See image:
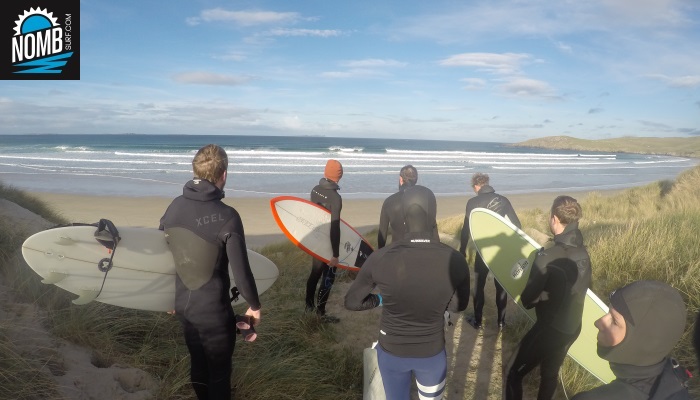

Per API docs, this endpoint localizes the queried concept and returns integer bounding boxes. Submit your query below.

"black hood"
[402,185,436,233]
[597,280,686,366]
[183,178,225,202]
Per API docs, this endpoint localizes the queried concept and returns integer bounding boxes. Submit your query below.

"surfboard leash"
[93,219,122,300]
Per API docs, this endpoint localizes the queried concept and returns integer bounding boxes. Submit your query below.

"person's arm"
[458,204,471,256]
[377,200,389,249]
[447,253,470,312]
[328,194,342,265]
[224,218,261,321]
[520,253,548,309]
[504,199,522,229]
[344,256,381,310]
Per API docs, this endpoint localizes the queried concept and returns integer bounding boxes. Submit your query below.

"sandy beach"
[30,189,621,249]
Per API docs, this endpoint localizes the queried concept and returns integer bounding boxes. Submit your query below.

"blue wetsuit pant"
[306,257,337,314]
[377,345,447,400]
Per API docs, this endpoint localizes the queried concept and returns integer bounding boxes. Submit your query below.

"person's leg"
[537,329,580,400]
[181,319,209,400]
[305,258,326,311]
[376,346,413,400]
[472,253,488,326]
[316,265,337,316]
[494,279,508,326]
[195,310,236,400]
[413,349,447,400]
[506,323,547,400]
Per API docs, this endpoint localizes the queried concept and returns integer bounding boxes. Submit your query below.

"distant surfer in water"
[344,185,470,400]
[160,144,262,400]
[306,159,343,323]
[506,195,591,400]
[459,172,521,329]
[377,164,417,248]
[572,281,690,400]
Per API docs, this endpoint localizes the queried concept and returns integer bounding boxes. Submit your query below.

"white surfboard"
[270,196,373,271]
[21,224,279,312]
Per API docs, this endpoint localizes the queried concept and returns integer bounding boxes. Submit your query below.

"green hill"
[516,135,700,157]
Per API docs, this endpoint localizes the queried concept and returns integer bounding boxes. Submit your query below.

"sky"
[1,0,699,142]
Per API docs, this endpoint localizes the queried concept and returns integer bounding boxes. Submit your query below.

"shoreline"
[30,188,625,249]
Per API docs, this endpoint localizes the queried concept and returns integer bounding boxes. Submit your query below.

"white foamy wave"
[329,146,364,153]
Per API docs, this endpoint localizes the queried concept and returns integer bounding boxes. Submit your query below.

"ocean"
[0,134,696,199]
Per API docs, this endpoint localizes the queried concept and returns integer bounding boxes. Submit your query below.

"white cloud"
[460,78,487,90]
[172,72,254,86]
[340,59,407,68]
[320,69,388,79]
[643,73,700,88]
[186,9,301,27]
[497,77,559,99]
[439,53,532,75]
[266,28,342,37]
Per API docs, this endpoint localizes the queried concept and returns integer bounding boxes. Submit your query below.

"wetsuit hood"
[183,178,225,201]
[597,280,686,366]
[477,185,495,195]
[402,185,436,233]
[553,221,584,247]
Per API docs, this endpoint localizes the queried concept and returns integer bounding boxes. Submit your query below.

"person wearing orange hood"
[305,159,344,323]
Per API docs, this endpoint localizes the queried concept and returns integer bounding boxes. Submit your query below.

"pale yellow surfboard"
[469,207,615,384]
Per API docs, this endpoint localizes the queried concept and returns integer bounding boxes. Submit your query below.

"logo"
[1,1,80,80]
[511,258,529,280]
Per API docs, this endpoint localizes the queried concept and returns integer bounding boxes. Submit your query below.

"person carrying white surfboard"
[160,144,262,400]
[572,281,691,400]
[305,159,343,323]
[459,172,521,329]
[377,164,417,248]
[505,195,591,400]
[344,185,471,400]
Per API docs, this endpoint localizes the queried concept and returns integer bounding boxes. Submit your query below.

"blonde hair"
[192,144,228,183]
[551,195,582,225]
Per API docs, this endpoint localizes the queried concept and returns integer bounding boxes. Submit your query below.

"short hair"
[400,165,418,186]
[471,173,489,187]
[551,195,582,225]
[192,144,228,183]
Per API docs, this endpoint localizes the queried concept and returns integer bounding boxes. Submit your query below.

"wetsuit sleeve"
[223,220,261,311]
[330,194,342,258]
[446,252,470,312]
[458,202,471,256]
[344,256,381,310]
[520,252,548,309]
[377,200,390,249]
[504,199,521,229]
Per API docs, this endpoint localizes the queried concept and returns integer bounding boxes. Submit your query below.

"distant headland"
[514,135,700,158]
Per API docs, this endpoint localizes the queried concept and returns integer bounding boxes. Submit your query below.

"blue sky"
[1,0,699,142]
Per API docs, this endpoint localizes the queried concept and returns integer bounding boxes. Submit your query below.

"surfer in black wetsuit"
[459,172,521,329]
[506,195,591,400]
[572,281,690,400]
[305,159,343,323]
[377,165,417,248]
[159,144,261,400]
[344,185,470,400]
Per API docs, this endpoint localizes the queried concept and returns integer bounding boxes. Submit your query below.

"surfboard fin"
[41,271,69,284]
[72,289,100,305]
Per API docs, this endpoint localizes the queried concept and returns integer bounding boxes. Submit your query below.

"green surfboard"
[469,207,615,384]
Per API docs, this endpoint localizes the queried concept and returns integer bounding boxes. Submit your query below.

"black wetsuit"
[306,178,342,315]
[459,185,521,325]
[506,222,591,400]
[377,186,407,248]
[695,312,700,365]
[160,178,261,400]
[344,231,470,357]
[572,359,691,400]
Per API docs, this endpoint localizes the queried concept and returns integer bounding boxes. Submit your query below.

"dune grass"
[2,166,700,399]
